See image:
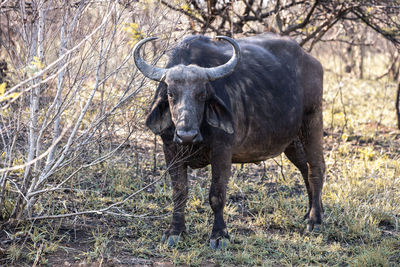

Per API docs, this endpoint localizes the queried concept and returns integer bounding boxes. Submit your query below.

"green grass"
[1,57,400,266]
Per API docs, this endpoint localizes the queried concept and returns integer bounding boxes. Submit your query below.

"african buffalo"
[133,33,325,249]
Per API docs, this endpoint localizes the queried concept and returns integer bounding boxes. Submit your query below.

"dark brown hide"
[137,33,325,248]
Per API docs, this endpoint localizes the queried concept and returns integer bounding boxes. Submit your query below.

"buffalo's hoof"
[306,222,322,233]
[209,238,229,250]
[161,234,181,247]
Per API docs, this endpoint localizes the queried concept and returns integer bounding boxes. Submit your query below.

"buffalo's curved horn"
[205,36,241,81]
[133,37,167,81]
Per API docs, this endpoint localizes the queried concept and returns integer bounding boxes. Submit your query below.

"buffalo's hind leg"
[162,143,188,247]
[284,138,312,220]
[302,109,325,231]
[285,113,325,231]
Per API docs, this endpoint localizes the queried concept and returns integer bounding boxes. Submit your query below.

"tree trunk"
[396,82,400,129]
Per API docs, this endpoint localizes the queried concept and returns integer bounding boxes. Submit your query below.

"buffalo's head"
[133,36,240,145]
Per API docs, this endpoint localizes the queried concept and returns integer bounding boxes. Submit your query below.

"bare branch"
[0,127,68,173]
[282,0,320,35]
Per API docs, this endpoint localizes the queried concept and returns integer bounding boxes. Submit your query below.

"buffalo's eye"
[197,91,207,101]
[167,91,176,99]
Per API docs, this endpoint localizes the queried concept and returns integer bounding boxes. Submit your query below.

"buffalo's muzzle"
[174,129,203,144]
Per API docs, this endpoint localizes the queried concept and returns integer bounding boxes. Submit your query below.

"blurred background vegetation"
[0,0,399,265]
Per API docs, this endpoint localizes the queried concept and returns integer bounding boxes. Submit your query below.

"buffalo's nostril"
[176,130,199,144]
[173,134,183,144]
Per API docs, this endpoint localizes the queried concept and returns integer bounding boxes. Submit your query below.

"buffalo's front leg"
[162,143,188,247]
[209,145,231,249]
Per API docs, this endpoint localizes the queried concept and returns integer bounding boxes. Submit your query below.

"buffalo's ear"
[145,87,172,135]
[206,93,234,134]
